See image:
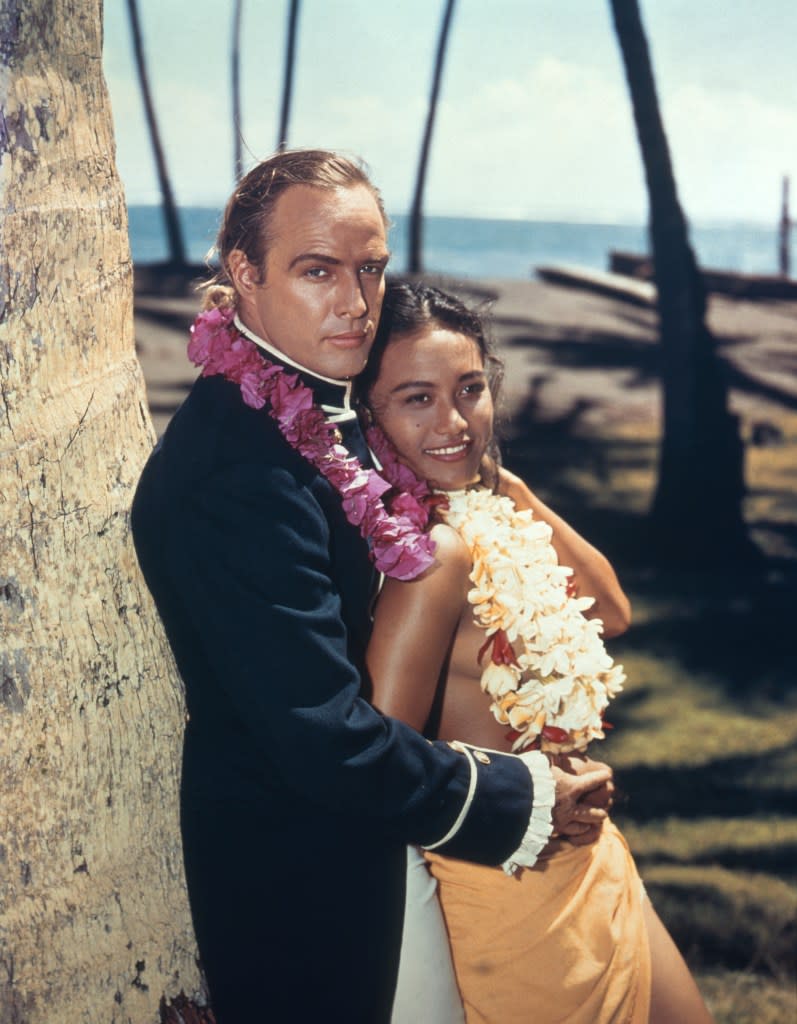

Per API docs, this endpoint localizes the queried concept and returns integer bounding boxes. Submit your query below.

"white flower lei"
[439,488,626,754]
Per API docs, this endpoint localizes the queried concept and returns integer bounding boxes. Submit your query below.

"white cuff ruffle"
[501,750,555,875]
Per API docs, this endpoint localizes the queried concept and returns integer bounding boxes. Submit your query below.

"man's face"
[232,184,389,380]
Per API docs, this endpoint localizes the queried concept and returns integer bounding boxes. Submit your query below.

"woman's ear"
[228,249,257,295]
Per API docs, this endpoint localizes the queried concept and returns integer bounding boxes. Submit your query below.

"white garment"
[391,846,466,1023]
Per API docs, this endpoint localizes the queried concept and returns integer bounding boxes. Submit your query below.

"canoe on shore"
[534,264,656,307]
[609,250,797,300]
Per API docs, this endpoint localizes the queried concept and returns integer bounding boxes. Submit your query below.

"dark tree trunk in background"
[126,0,186,266]
[232,0,244,181]
[277,0,301,151]
[779,175,791,278]
[609,0,755,566]
[408,0,457,274]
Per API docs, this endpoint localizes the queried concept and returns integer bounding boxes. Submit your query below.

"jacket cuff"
[500,750,555,874]
[421,742,478,851]
[419,740,535,865]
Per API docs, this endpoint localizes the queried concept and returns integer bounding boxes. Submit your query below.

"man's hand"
[548,754,614,848]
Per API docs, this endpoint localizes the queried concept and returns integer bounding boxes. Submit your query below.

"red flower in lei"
[187,306,436,581]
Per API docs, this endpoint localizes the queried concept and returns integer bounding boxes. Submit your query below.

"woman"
[359,282,714,1024]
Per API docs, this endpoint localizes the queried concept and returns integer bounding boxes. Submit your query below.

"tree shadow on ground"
[498,313,797,410]
[612,743,797,824]
[616,598,796,696]
[505,330,662,389]
[645,874,796,976]
[634,841,797,878]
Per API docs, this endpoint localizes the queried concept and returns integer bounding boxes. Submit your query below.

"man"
[131,150,611,1022]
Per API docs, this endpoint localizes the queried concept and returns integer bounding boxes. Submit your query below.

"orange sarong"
[425,822,651,1024]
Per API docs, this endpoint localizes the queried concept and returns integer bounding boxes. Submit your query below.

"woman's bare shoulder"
[428,520,473,578]
[496,466,533,509]
[374,520,471,647]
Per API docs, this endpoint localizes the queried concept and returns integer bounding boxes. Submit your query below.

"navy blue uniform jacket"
[131,368,534,1022]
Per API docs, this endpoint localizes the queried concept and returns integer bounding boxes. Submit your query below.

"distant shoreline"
[128,208,790,283]
[126,202,780,232]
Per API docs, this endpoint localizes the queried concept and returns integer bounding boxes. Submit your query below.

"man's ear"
[228,249,257,294]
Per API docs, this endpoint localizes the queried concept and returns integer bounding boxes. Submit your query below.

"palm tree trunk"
[779,176,791,278]
[609,0,754,565]
[0,1,203,1018]
[232,0,244,181]
[277,0,301,151]
[126,0,187,266]
[408,0,457,274]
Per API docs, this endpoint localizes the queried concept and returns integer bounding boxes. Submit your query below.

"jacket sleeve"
[151,457,536,865]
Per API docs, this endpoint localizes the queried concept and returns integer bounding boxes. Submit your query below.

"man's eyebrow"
[288,252,341,270]
[288,251,391,270]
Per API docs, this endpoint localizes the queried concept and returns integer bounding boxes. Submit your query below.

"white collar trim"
[233,314,354,413]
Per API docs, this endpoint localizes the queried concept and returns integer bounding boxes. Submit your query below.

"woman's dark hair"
[357,280,503,403]
[201,149,386,309]
[357,280,504,484]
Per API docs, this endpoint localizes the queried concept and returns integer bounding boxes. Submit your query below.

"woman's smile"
[423,439,473,460]
[367,326,494,491]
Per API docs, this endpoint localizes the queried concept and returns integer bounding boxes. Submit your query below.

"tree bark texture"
[0,3,202,1021]
[610,0,752,563]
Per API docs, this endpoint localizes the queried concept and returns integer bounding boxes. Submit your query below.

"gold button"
[448,740,468,754]
[473,750,491,765]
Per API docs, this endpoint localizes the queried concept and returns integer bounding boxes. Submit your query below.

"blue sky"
[102,0,797,225]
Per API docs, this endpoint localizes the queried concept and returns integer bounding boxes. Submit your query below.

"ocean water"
[127,205,789,281]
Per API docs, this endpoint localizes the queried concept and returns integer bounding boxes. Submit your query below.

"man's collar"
[234,314,355,420]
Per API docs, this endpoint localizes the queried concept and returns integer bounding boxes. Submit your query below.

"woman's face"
[368,326,494,491]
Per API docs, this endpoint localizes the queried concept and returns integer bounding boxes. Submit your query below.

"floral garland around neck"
[186,305,436,581]
[439,487,626,754]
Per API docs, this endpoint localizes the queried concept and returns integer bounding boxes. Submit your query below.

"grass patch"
[619,815,797,878]
[603,649,797,769]
[642,864,796,975]
[696,968,797,1024]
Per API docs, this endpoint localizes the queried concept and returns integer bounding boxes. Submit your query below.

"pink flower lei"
[187,305,436,581]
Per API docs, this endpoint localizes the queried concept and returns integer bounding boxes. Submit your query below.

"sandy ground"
[134,273,797,445]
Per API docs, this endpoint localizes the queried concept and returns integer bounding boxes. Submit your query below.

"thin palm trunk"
[609,0,753,564]
[408,0,457,274]
[277,0,301,151]
[779,176,791,277]
[232,0,244,181]
[126,0,187,265]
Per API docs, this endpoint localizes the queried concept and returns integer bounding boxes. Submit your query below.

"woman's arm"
[499,467,631,638]
[366,522,472,729]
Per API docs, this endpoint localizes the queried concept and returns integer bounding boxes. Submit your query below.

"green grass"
[696,969,796,1024]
